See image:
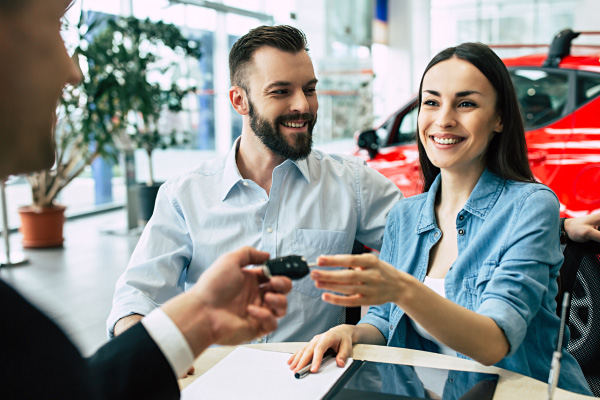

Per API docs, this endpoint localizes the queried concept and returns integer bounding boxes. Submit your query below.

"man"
[108,25,403,342]
[0,2,292,399]
[108,24,600,345]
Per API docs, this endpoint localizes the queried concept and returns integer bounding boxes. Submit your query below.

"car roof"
[502,52,600,73]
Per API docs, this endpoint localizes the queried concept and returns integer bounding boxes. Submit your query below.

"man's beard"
[248,99,316,161]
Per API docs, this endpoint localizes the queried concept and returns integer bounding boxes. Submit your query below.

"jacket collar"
[417,168,505,233]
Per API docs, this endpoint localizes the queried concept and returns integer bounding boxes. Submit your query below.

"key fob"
[262,255,310,280]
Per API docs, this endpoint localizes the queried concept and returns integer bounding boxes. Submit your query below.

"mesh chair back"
[557,239,600,397]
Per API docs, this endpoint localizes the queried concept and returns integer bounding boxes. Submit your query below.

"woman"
[288,42,591,395]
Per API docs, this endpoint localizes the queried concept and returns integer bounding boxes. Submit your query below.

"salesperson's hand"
[162,246,292,357]
[565,213,600,243]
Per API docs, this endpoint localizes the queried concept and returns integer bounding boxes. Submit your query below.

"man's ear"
[230,86,249,116]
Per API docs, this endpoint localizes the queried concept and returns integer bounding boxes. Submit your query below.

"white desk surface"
[178,342,594,399]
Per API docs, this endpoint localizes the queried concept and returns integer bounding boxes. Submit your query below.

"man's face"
[0,0,81,178]
[244,46,318,161]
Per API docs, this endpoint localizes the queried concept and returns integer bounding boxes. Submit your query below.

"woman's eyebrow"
[456,90,482,97]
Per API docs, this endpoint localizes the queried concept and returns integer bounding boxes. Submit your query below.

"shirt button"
[257,337,264,343]
[267,227,273,233]
[242,181,249,186]
[458,228,465,235]
[459,215,464,221]
[390,325,393,330]
[434,231,440,238]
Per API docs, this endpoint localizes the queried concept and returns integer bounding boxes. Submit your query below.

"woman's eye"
[458,100,476,107]
[423,100,438,106]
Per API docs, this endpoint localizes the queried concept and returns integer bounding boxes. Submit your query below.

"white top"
[410,276,457,357]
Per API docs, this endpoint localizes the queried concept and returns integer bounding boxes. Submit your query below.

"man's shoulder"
[309,148,367,167]
[162,154,228,189]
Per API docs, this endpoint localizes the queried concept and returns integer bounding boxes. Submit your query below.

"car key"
[261,255,315,280]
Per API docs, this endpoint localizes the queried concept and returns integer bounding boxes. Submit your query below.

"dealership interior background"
[1,0,599,358]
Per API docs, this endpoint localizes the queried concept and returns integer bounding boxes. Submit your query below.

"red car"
[355,29,600,217]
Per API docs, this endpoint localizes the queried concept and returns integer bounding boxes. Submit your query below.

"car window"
[388,103,418,146]
[510,69,569,129]
[576,72,600,107]
[376,116,394,144]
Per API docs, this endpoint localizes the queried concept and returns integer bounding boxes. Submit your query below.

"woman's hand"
[311,253,410,307]
[287,325,355,373]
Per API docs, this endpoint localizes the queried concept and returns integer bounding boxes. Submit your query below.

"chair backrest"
[343,240,367,325]
[557,239,600,397]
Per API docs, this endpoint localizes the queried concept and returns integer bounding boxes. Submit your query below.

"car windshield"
[509,68,569,129]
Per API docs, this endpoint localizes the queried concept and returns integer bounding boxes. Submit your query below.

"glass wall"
[430,0,578,57]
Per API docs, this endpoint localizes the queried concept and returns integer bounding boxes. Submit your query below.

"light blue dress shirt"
[360,169,592,395]
[108,140,402,343]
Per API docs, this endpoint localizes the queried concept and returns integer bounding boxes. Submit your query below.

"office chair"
[342,240,367,325]
[556,238,600,397]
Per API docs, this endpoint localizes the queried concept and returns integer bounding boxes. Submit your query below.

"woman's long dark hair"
[417,42,535,192]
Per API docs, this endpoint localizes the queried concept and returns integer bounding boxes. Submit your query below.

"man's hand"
[161,247,292,357]
[565,213,600,243]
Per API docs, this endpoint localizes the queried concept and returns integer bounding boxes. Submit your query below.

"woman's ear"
[230,86,249,115]
[494,114,503,134]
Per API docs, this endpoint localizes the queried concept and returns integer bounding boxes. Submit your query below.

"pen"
[294,348,337,379]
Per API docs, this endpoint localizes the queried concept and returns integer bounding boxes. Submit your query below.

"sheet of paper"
[181,347,353,400]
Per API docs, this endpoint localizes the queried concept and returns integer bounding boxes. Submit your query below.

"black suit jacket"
[0,279,180,399]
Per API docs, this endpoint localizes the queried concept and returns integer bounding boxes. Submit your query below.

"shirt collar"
[220,137,244,201]
[417,168,505,233]
[290,156,311,183]
[220,138,312,201]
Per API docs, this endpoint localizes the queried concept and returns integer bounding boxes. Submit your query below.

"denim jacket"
[360,169,592,395]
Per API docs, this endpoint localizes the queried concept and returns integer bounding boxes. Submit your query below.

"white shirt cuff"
[141,308,195,378]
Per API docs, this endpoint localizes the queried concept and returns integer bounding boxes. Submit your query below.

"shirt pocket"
[462,262,496,310]
[292,229,348,298]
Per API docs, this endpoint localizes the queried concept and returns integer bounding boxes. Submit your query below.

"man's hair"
[416,42,535,191]
[229,25,309,90]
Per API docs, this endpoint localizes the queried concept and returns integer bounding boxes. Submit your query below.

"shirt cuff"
[141,308,195,378]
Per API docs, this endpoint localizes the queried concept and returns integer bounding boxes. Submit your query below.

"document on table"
[181,347,353,400]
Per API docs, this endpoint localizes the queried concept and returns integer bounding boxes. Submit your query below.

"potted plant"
[18,12,201,247]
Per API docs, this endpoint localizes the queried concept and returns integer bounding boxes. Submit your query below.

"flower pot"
[18,205,66,248]
[137,183,163,226]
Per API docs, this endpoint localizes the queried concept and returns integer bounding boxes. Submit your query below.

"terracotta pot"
[18,205,66,248]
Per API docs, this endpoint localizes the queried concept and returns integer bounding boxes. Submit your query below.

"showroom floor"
[1,209,140,356]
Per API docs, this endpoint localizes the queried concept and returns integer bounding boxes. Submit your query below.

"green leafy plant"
[26,12,201,208]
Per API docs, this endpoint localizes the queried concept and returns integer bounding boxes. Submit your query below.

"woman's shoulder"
[502,180,559,208]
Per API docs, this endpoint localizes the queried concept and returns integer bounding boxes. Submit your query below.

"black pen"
[294,349,337,379]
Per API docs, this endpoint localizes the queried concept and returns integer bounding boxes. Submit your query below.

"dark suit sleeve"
[87,322,180,400]
[0,279,180,400]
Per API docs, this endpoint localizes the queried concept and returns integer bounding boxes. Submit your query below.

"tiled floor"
[1,209,140,356]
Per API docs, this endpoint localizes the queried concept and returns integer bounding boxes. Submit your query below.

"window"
[510,69,569,129]
[576,72,600,107]
[387,101,418,147]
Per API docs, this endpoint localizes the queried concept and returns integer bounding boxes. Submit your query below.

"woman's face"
[418,57,503,175]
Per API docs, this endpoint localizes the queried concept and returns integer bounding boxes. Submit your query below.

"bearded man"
[108,25,402,344]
